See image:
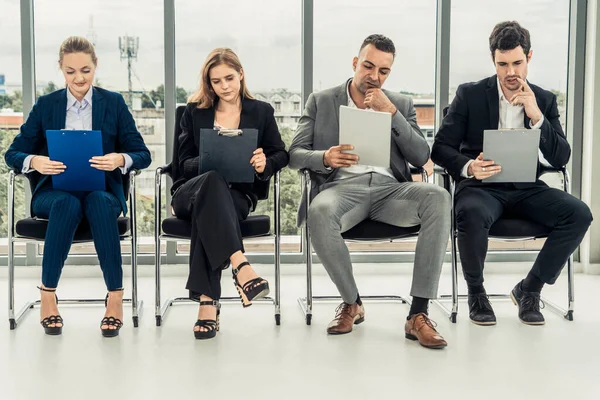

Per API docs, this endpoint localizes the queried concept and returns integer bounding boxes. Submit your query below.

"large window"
[1,1,581,262]
[450,0,570,252]
[175,0,302,253]
[0,0,26,255]
[33,0,164,255]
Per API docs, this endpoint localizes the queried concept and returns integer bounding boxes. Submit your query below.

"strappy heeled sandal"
[232,261,270,307]
[38,286,63,336]
[101,288,124,338]
[194,300,221,340]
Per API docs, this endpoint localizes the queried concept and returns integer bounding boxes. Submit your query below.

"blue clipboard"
[45,130,106,191]
[199,128,258,183]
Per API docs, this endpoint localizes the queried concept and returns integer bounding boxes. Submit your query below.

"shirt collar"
[66,86,93,110]
[346,79,357,108]
[496,78,506,101]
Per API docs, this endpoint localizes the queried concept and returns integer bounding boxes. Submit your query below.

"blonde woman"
[5,36,151,337]
[172,48,288,339]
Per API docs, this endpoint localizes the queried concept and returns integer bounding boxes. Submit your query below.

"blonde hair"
[59,36,98,66]
[188,48,254,108]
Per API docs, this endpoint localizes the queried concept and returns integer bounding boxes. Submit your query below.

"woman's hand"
[250,148,267,174]
[31,156,66,175]
[90,153,125,171]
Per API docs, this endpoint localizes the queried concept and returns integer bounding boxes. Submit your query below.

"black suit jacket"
[431,75,570,192]
[172,97,289,210]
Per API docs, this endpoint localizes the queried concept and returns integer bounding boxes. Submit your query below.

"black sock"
[408,296,429,319]
[468,285,486,295]
[522,272,544,293]
[355,294,362,306]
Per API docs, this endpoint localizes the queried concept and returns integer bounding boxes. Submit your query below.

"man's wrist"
[323,151,330,167]
[119,154,126,167]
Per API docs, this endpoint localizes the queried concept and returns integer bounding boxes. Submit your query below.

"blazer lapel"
[486,77,500,129]
[195,106,215,130]
[239,97,257,129]
[332,80,349,144]
[54,89,68,129]
[92,87,106,131]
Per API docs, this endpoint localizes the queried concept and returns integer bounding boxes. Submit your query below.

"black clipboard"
[199,128,258,183]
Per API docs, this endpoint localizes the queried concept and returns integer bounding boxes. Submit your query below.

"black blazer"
[173,97,289,210]
[431,75,570,191]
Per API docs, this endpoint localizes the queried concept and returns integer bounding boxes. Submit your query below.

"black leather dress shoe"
[510,281,545,325]
[468,293,497,325]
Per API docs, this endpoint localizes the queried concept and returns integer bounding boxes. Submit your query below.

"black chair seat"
[342,220,420,241]
[15,217,131,241]
[489,218,551,239]
[161,215,271,239]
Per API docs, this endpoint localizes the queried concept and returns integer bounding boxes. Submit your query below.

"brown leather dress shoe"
[404,313,447,349]
[326,302,365,335]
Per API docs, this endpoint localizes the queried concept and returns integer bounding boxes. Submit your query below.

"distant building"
[255,89,435,135]
[413,98,435,145]
[0,110,23,130]
[254,89,302,129]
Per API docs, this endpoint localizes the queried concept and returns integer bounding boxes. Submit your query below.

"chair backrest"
[166,105,187,181]
[442,105,449,118]
[171,104,271,201]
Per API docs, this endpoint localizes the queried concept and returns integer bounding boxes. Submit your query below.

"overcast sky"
[0,0,570,96]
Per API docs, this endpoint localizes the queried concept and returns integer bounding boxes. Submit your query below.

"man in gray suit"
[289,34,450,349]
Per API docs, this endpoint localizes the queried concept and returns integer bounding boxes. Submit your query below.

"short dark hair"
[359,34,396,58]
[489,21,531,59]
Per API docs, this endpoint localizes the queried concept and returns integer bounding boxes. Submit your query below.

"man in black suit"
[432,21,592,326]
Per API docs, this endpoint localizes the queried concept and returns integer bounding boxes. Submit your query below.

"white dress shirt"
[22,86,133,175]
[333,80,396,181]
[460,78,547,178]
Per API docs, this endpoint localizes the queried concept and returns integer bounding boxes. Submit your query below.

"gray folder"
[199,128,258,183]
[339,106,391,168]
[483,129,541,183]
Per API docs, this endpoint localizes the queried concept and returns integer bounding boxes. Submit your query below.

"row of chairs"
[5,105,574,329]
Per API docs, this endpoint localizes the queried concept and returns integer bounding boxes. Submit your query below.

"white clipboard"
[339,106,391,168]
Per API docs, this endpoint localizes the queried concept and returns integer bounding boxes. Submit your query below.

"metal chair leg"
[130,172,141,328]
[273,171,281,326]
[566,254,574,320]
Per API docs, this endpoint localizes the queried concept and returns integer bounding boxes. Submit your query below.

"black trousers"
[455,183,592,287]
[172,171,250,300]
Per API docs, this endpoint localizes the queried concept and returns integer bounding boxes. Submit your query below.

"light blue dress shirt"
[22,86,133,175]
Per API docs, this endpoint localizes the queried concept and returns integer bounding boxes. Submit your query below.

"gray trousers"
[307,173,451,303]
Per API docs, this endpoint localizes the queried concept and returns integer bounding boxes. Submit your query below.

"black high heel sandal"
[232,261,270,308]
[194,300,221,340]
[101,288,124,338]
[38,286,63,336]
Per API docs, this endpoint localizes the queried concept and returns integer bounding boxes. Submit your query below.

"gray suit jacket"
[289,80,430,225]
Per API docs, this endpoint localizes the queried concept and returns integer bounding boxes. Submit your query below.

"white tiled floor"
[1,263,599,400]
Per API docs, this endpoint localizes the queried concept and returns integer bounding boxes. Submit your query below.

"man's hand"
[324,144,358,168]
[250,148,267,174]
[90,153,126,171]
[510,78,543,125]
[364,89,397,114]
[467,152,502,180]
[31,156,66,175]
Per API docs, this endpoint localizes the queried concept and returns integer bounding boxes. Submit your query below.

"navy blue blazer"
[4,87,152,215]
